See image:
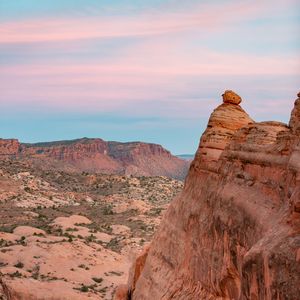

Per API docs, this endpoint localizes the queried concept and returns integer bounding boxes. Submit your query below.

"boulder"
[222,90,242,105]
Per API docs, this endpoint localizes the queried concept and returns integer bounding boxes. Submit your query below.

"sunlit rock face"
[222,90,242,105]
[193,92,253,171]
[0,138,189,180]
[120,91,300,300]
[0,139,20,157]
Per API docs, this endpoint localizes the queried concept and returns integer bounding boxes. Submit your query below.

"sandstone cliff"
[118,90,300,300]
[0,138,188,179]
[0,139,20,157]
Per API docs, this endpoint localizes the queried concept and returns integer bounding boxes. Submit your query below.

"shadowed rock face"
[121,91,300,300]
[0,138,189,180]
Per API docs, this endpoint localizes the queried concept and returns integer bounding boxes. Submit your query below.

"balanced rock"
[222,90,242,105]
[194,91,253,169]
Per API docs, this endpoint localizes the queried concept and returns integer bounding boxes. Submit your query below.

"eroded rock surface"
[0,139,189,180]
[123,91,300,300]
[195,95,253,169]
[0,139,20,158]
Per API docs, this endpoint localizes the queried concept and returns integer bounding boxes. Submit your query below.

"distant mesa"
[0,138,189,180]
[222,89,242,105]
[176,154,194,161]
[0,138,20,157]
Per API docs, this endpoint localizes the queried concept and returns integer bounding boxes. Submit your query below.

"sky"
[0,0,299,154]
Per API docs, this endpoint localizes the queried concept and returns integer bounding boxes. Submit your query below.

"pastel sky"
[0,0,299,154]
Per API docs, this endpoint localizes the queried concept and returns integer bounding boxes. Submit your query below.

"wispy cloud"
[0,0,295,44]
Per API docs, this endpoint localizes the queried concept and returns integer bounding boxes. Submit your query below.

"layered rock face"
[21,138,122,175]
[108,142,186,178]
[121,91,300,300]
[0,139,20,157]
[0,138,188,179]
[194,95,253,171]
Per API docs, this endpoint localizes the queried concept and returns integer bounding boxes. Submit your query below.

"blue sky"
[0,0,299,154]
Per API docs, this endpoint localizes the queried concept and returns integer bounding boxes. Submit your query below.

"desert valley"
[0,138,186,299]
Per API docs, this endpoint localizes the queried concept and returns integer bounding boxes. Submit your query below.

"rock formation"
[0,139,20,157]
[0,138,189,179]
[194,92,253,170]
[222,90,242,105]
[118,91,300,299]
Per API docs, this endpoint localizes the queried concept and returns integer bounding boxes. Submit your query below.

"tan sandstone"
[119,91,300,300]
[222,90,242,105]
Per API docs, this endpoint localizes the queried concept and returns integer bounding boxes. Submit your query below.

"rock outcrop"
[289,93,300,132]
[0,139,20,157]
[0,138,189,179]
[222,90,242,105]
[120,91,300,300]
[194,97,253,170]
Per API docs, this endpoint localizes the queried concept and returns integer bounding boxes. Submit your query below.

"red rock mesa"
[0,138,188,180]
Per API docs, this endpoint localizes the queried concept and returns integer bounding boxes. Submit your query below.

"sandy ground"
[0,159,183,299]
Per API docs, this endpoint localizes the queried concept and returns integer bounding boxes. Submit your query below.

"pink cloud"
[0,0,295,44]
[1,49,298,111]
[1,0,298,122]
[1,43,298,79]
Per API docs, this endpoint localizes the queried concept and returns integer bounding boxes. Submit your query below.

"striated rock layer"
[0,139,20,157]
[0,138,189,180]
[120,91,300,300]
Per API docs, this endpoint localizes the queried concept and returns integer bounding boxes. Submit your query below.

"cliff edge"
[0,139,189,180]
[116,90,300,300]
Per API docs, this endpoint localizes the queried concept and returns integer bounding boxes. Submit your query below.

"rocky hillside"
[0,138,189,180]
[117,90,300,300]
[0,139,20,157]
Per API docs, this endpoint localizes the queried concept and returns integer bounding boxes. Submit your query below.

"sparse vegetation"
[92,277,103,283]
[9,270,22,278]
[24,186,31,193]
[102,204,114,215]
[0,159,183,299]
[14,261,24,269]
[79,285,89,292]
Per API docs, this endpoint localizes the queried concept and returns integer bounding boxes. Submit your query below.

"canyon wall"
[0,138,188,179]
[119,91,300,300]
[0,139,20,157]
